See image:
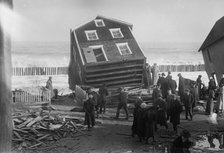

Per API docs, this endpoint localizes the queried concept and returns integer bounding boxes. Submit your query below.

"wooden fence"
[12,67,68,76]
[12,64,205,76]
[158,64,205,72]
[12,90,51,103]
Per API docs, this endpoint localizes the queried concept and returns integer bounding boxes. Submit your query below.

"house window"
[116,43,132,55]
[83,45,108,63]
[94,19,105,27]
[85,30,99,41]
[109,28,124,38]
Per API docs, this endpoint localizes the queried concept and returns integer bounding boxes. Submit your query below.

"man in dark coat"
[115,87,129,120]
[145,63,152,87]
[206,88,215,115]
[132,97,143,137]
[170,94,183,132]
[157,73,165,86]
[208,77,216,91]
[87,88,100,118]
[219,74,224,87]
[183,89,194,120]
[144,106,156,144]
[166,89,173,121]
[171,130,193,153]
[178,73,185,102]
[83,93,95,130]
[99,83,109,114]
[168,75,177,94]
[159,73,169,99]
[196,75,204,100]
[137,103,146,142]
[152,83,162,105]
[154,93,168,130]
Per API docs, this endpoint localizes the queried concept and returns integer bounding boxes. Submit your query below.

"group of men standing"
[154,72,195,121]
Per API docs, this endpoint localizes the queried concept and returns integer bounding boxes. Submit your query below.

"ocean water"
[11,41,207,90]
[11,41,204,67]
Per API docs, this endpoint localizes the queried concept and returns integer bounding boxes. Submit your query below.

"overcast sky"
[13,0,224,43]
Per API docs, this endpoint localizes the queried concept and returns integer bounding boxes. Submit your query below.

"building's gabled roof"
[199,16,224,51]
[72,15,133,31]
[96,15,133,29]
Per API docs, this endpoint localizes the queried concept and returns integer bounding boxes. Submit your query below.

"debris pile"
[12,110,85,150]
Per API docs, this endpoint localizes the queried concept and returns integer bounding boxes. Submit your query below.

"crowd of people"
[80,68,224,152]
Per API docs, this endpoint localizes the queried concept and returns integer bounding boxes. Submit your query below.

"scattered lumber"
[12,110,86,150]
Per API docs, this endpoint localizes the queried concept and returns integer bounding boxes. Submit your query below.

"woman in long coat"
[144,106,156,144]
[170,95,183,132]
[132,97,143,137]
[154,93,168,130]
[137,103,146,142]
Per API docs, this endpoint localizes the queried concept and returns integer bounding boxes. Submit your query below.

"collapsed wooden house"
[198,16,224,83]
[68,15,146,89]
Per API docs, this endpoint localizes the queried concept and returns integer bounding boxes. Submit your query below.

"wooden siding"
[83,59,145,88]
[202,38,224,82]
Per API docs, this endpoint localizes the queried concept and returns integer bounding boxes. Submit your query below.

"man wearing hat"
[115,87,129,120]
[178,73,185,102]
[196,75,203,100]
[158,73,167,99]
[154,92,168,130]
[183,89,194,120]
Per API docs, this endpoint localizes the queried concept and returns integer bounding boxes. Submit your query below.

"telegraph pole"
[0,0,13,152]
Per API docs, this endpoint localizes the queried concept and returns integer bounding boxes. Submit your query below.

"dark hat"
[161,73,165,76]
[199,75,202,77]
[185,88,190,92]
[181,130,191,138]
[177,73,181,76]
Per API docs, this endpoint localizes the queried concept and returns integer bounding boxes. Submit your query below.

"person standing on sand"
[216,74,224,115]
[170,94,183,132]
[178,73,185,102]
[206,77,216,115]
[145,63,152,87]
[196,75,204,100]
[132,97,143,137]
[83,93,95,130]
[219,74,224,87]
[154,93,168,131]
[46,76,54,98]
[152,83,162,105]
[168,75,177,95]
[152,63,159,85]
[99,83,109,114]
[183,89,194,121]
[115,87,129,120]
[216,84,224,115]
[166,89,173,121]
[144,106,156,144]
